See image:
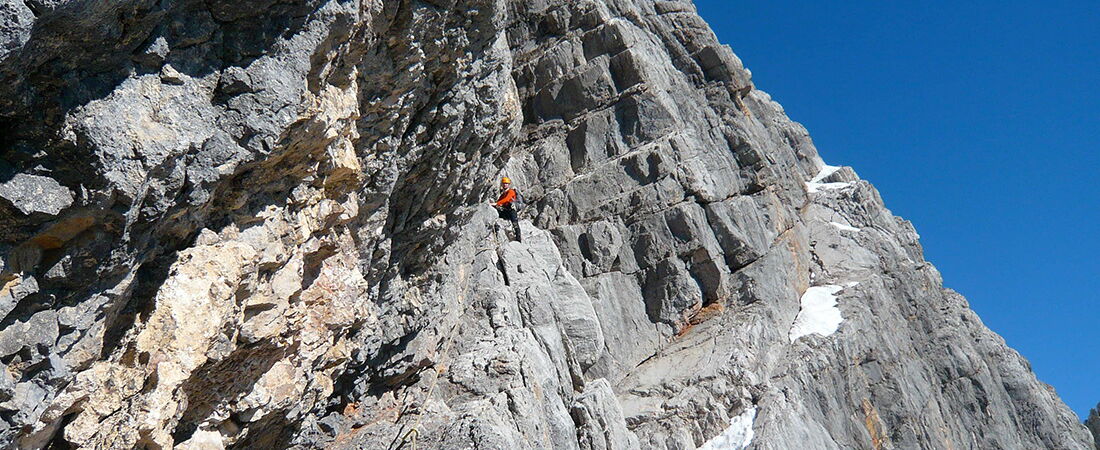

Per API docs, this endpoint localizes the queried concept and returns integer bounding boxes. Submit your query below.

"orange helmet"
[501,177,511,184]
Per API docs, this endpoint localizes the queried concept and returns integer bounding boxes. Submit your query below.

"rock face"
[1088,405,1100,450]
[0,0,1092,449]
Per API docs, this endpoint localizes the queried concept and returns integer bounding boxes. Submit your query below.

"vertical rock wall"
[1088,405,1100,450]
[0,0,1092,449]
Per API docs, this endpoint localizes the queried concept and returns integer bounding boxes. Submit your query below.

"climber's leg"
[502,206,520,242]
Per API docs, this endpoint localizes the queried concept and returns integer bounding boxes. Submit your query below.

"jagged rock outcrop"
[1088,405,1100,450]
[0,0,1093,449]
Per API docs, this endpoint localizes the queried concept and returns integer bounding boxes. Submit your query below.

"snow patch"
[810,164,841,183]
[806,181,851,194]
[829,221,860,232]
[699,406,757,450]
[789,285,845,343]
[844,281,860,288]
[806,164,852,193]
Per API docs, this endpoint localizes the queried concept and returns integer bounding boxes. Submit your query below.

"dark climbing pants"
[497,205,521,242]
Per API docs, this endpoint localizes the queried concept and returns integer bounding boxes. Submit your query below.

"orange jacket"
[494,188,517,207]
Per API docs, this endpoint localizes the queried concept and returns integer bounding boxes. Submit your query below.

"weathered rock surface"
[0,0,1092,449]
[1088,404,1100,450]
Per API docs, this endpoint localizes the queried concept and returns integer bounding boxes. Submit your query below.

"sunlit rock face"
[1088,405,1100,450]
[0,1,1093,449]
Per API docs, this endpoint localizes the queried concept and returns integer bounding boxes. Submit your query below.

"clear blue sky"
[694,1,1099,419]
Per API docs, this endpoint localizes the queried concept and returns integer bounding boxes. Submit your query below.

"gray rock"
[502,221,605,373]
[0,174,73,216]
[0,380,48,425]
[0,0,34,63]
[0,274,37,320]
[1088,405,1100,450]
[158,63,186,85]
[132,35,170,68]
[0,0,1090,448]
[0,308,57,357]
[572,379,640,450]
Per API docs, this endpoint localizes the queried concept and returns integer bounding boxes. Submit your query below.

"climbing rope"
[390,256,476,449]
[400,427,419,450]
[393,322,459,449]
[391,211,510,449]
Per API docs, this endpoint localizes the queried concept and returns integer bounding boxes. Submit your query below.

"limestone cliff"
[1088,405,1100,450]
[0,0,1092,449]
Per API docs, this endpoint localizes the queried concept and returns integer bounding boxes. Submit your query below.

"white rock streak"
[789,285,845,343]
[829,221,861,232]
[699,406,757,450]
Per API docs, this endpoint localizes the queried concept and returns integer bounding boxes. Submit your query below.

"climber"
[490,177,522,242]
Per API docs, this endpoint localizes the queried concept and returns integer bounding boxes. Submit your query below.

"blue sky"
[693,1,1099,419]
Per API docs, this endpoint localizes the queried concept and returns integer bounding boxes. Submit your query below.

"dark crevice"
[100,251,178,359]
[362,331,431,397]
[577,232,595,262]
[22,1,41,18]
[324,320,374,413]
[172,340,293,446]
[633,348,660,370]
[43,412,78,450]
[242,302,277,321]
[496,248,511,286]
[302,240,337,289]
[228,410,302,450]
[169,421,198,446]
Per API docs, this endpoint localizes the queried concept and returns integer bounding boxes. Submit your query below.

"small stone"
[217,67,252,95]
[0,275,37,320]
[159,64,186,85]
[194,228,221,246]
[133,36,170,68]
[43,256,70,282]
